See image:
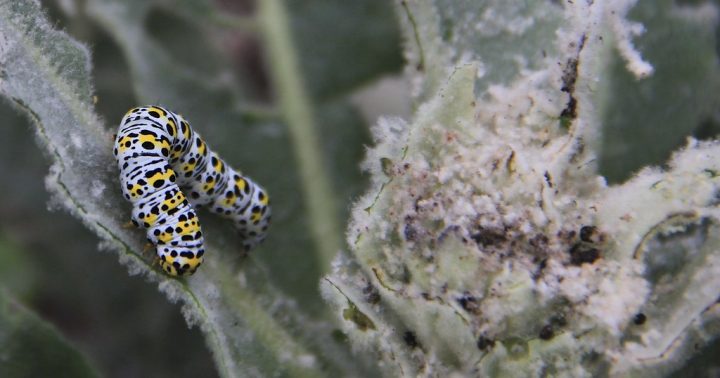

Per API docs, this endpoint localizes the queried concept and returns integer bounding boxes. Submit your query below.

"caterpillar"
[113,105,271,276]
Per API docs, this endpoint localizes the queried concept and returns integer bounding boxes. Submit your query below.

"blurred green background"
[1,0,719,376]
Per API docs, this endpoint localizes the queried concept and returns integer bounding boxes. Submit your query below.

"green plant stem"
[257,0,342,271]
[190,262,321,378]
[237,102,282,122]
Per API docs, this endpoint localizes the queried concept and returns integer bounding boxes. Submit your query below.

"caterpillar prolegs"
[113,106,271,276]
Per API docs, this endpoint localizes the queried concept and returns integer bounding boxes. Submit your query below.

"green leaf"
[327,0,720,375]
[0,235,35,301]
[396,0,564,103]
[0,289,100,378]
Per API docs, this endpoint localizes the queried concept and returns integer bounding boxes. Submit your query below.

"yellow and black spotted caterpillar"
[113,106,271,276]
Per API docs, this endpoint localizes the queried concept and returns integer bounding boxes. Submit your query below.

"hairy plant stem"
[197,261,320,378]
[257,0,342,271]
